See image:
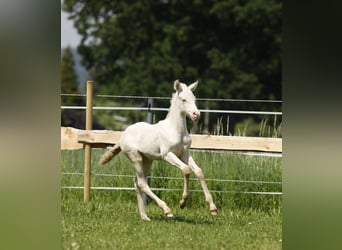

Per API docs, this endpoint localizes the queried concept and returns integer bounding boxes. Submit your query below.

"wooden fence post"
[84,80,93,203]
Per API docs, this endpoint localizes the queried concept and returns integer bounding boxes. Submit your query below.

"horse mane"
[166,92,178,118]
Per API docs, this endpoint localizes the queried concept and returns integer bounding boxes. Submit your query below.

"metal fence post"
[147,98,154,123]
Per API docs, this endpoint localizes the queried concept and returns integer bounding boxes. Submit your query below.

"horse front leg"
[179,173,190,209]
[164,152,192,208]
[135,173,173,218]
[188,156,217,215]
[128,151,173,220]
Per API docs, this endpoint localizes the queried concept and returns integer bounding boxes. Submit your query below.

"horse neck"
[165,99,188,134]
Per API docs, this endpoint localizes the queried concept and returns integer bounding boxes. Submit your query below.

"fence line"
[61,172,281,185]
[61,186,282,195]
[61,172,282,196]
[61,92,282,115]
[61,105,282,116]
[61,93,282,103]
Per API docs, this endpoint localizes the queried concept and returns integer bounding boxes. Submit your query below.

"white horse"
[100,79,217,221]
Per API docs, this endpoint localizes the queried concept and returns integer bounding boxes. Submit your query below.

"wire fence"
[61,93,283,103]
[61,172,282,195]
[61,186,282,195]
[61,93,282,115]
[61,105,282,116]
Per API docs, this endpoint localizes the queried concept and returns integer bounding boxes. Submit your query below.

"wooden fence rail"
[61,127,282,152]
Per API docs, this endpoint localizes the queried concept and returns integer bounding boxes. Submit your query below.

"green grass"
[62,149,282,249]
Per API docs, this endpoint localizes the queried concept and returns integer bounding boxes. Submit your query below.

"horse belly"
[138,139,162,160]
[169,143,186,157]
[170,138,191,157]
[120,123,162,159]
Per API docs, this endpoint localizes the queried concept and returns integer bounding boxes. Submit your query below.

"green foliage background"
[62,0,282,134]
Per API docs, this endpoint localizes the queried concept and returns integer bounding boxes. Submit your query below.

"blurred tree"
[61,46,84,128]
[62,0,282,134]
[61,46,82,106]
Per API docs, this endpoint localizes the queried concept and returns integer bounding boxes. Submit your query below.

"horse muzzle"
[190,111,200,122]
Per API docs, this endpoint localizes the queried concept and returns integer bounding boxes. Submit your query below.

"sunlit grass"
[62,149,281,249]
[62,190,282,250]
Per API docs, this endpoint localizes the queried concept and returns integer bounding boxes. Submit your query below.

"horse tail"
[99,144,121,165]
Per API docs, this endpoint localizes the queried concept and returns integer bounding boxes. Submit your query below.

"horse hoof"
[210,209,218,215]
[165,211,174,218]
[179,201,186,209]
[141,215,151,221]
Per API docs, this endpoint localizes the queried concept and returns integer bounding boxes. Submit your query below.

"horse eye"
[182,99,186,102]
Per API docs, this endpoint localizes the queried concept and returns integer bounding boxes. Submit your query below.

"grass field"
[62,149,282,249]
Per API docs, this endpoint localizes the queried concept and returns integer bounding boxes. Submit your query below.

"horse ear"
[174,79,182,92]
[189,80,198,91]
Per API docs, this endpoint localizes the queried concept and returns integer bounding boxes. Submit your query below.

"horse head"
[173,79,200,122]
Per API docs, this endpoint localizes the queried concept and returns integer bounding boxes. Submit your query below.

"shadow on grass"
[149,214,218,225]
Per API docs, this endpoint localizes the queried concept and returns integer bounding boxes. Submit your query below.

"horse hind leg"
[134,176,150,221]
[134,157,152,221]
[128,151,173,219]
[135,173,173,218]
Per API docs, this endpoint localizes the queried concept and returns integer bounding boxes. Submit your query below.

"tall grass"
[211,115,282,137]
[61,149,281,212]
